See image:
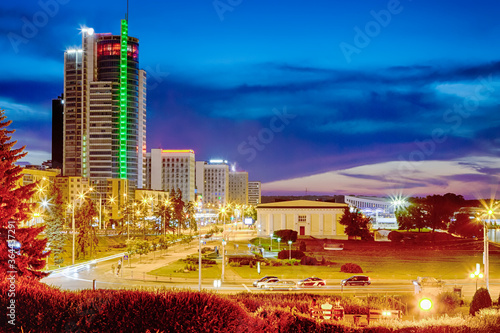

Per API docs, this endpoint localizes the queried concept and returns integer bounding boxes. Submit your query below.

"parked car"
[297,277,326,287]
[341,275,371,286]
[262,280,297,291]
[253,276,278,288]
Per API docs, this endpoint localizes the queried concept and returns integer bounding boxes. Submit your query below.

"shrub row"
[2,279,500,332]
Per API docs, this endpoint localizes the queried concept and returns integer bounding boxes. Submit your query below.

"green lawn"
[148,259,222,279]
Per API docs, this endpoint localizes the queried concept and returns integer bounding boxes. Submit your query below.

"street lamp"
[277,237,281,251]
[269,233,273,251]
[470,268,483,291]
[288,240,292,260]
[484,208,495,291]
[222,239,226,283]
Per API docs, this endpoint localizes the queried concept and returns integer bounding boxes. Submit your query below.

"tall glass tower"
[62,21,146,195]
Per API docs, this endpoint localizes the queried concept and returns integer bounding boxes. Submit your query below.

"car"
[297,277,326,287]
[341,275,371,286]
[257,278,279,288]
[253,275,278,288]
[262,280,297,291]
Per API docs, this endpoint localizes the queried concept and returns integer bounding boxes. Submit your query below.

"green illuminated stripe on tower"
[119,19,128,179]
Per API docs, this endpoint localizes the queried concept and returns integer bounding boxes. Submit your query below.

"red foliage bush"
[340,263,363,273]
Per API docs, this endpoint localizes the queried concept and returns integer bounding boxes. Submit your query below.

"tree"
[396,203,428,231]
[244,205,257,221]
[75,198,98,259]
[170,188,185,235]
[155,200,174,235]
[44,183,66,266]
[184,201,197,232]
[0,110,48,279]
[448,213,482,238]
[126,238,150,263]
[339,208,373,240]
[422,193,465,232]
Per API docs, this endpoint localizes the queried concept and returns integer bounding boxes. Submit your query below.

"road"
[42,255,496,300]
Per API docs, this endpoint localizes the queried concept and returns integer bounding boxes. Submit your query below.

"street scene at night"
[1,0,500,332]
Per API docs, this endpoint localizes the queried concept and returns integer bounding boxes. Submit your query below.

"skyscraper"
[62,20,146,196]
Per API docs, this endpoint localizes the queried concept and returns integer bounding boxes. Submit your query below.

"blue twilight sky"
[1,0,500,199]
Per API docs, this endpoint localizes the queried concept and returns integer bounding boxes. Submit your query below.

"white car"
[257,278,279,288]
[262,280,297,291]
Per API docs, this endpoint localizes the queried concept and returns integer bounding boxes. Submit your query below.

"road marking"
[243,284,252,292]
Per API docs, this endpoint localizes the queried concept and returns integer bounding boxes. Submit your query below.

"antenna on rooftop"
[126,0,129,21]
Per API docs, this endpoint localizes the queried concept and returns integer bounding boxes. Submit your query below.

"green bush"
[277,250,305,260]
[273,229,298,243]
[300,256,318,266]
[470,287,492,316]
[436,291,461,314]
[340,263,363,273]
[388,231,404,242]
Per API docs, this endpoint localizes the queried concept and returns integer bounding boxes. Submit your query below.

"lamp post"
[470,269,483,291]
[277,237,281,251]
[269,233,273,251]
[288,240,292,260]
[222,239,226,283]
[485,209,494,291]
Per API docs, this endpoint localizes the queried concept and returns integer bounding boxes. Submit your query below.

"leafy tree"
[422,193,465,231]
[244,205,257,221]
[0,110,48,279]
[44,183,66,265]
[170,188,185,235]
[396,203,428,231]
[126,238,150,263]
[339,208,373,240]
[448,213,482,238]
[75,198,98,259]
[184,201,197,232]
[155,199,174,235]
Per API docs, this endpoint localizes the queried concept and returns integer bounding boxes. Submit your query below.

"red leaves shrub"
[0,278,255,332]
[340,263,363,273]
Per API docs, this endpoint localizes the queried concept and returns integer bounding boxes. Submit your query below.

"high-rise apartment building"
[196,160,229,206]
[248,181,262,205]
[62,20,146,198]
[145,149,195,202]
[228,171,248,205]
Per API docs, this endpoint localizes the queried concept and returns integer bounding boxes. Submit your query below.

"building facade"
[61,21,146,198]
[248,181,261,205]
[145,149,195,202]
[228,171,248,205]
[256,200,348,237]
[343,195,404,229]
[196,160,229,206]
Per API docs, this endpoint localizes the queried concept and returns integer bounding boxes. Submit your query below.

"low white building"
[256,200,348,237]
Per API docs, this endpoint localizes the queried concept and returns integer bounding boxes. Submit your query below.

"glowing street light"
[288,240,292,260]
[269,233,273,251]
[419,298,433,311]
[470,265,483,291]
[277,237,281,251]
